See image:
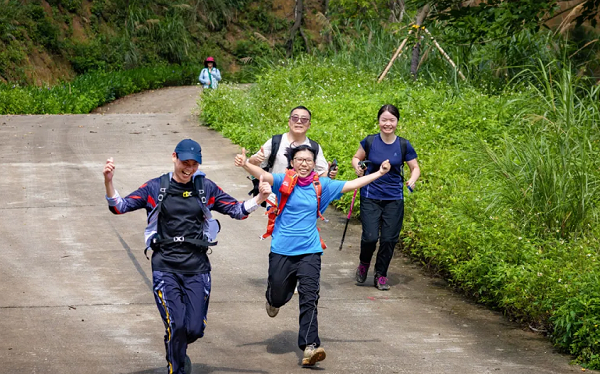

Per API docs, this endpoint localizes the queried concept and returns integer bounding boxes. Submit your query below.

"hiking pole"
[339,189,358,251]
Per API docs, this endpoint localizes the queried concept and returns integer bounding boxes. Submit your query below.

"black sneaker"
[184,354,192,374]
[266,300,279,318]
[355,262,369,283]
[374,274,390,291]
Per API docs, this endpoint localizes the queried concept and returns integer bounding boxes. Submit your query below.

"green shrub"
[0,64,201,115]
[32,17,61,53]
[68,39,110,73]
[552,277,600,369]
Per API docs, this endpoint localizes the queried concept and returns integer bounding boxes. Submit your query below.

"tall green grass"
[469,63,600,367]
[199,56,600,369]
[477,62,600,239]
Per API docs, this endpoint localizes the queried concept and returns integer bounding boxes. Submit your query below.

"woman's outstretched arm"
[341,159,390,193]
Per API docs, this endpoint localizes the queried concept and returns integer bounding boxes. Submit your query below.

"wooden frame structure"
[378,26,466,82]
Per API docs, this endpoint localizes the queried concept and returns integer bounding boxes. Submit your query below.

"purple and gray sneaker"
[374,274,390,291]
[355,262,369,283]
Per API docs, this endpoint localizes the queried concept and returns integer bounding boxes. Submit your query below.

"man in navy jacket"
[104,139,270,374]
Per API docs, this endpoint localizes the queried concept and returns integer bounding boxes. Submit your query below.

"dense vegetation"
[0,0,287,85]
[199,52,600,369]
[0,0,295,114]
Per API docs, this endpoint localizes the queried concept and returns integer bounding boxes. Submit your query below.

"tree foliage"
[330,0,395,21]
[408,0,600,43]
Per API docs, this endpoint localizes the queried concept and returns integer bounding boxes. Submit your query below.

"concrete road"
[0,86,585,373]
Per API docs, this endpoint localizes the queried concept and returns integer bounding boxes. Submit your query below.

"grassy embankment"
[0,64,200,114]
[199,57,600,369]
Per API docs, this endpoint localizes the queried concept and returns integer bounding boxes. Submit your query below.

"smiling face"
[207,62,214,69]
[291,149,315,178]
[288,108,311,137]
[378,110,398,135]
[172,153,199,183]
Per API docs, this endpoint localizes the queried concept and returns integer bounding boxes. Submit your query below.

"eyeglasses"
[290,115,310,124]
[293,157,314,165]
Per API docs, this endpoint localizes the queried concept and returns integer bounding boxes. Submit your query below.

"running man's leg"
[296,253,321,350]
[181,272,211,344]
[266,252,298,308]
[153,271,189,374]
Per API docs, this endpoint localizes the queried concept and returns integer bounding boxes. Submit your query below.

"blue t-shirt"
[270,174,345,256]
[360,134,417,200]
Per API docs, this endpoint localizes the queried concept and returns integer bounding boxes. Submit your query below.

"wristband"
[244,197,260,213]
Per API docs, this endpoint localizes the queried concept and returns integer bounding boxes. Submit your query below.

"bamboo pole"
[424,28,466,81]
[416,45,432,73]
[377,29,413,83]
[569,39,598,59]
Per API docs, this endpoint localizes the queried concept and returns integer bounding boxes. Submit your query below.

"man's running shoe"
[355,262,369,283]
[265,301,279,318]
[302,343,326,366]
[374,274,390,291]
[184,354,192,374]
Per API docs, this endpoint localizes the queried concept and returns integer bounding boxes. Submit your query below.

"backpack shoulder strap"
[399,137,408,162]
[151,173,171,240]
[193,174,206,204]
[261,169,297,240]
[157,173,170,210]
[277,169,298,214]
[265,134,283,171]
[308,138,320,157]
[363,134,376,160]
[398,137,408,181]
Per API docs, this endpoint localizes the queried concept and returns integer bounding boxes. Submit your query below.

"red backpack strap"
[262,170,297,240]
[277,170,298,215]
[317,227,327,250]
[262,210,277,239]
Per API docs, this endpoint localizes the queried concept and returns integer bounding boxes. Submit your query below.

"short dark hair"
[290,105,311,119]
[284,144,317,169]
[377,104,400,121]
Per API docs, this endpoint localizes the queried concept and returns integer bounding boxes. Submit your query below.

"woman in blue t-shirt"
[351,104,421,291]
[235,144,390,367]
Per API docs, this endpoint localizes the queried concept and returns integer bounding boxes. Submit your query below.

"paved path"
[0,86,586,373]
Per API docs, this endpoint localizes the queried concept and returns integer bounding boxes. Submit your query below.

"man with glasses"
[248,106,336,177]
[248,106,337,295]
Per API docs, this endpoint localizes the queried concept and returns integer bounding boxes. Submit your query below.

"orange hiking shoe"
[302,344,326,366]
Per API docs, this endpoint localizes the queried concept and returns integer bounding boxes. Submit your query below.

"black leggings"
[266,252,321,350]
[359,196,404,277]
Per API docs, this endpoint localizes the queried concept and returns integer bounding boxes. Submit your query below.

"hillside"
[0,0,330,85]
